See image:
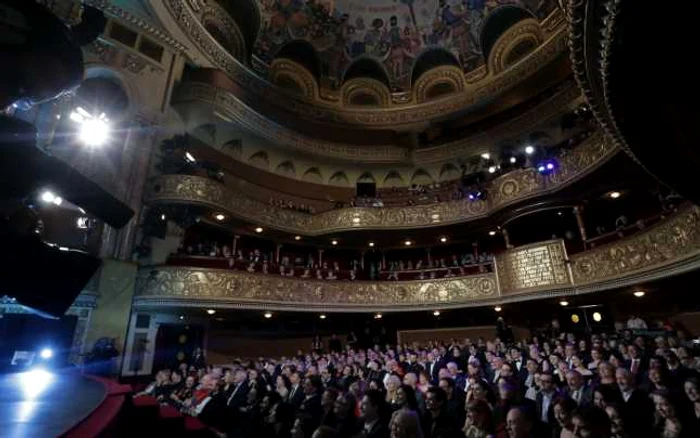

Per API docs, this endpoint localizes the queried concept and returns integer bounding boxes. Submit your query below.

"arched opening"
[274,40,322,82]
[217,0,260,59]
[439,163,460,181]
[329,171,350,186]
[302,167,323,183]
[480,5,536,61]
[410,169,434,185]
[248,150,269,170]
[275,160,296,177]
[343,57,391,88]
[357,172,376,184]
[410,49,461,86]
[383,170,405,188]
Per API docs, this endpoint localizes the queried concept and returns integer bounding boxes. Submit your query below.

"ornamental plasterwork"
[488,18,544,74]
[145,132,618,234]
[414,66,467,104]
[570,206,700,285]
[163,0,568,129]
[135,267,498,311]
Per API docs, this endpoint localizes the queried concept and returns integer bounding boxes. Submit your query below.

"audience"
[135,321,700,438]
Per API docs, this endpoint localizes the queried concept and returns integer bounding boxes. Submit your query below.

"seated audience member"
[615,367,653,437]
[505,404,537,438]
[603,403,628,438]
[390,409,424,438]
[312,425,338,438]
[566,370,593,408]
[552,397,578,438]
[169,374,196,408]
[422,386,457,438]
[298,376,324,436]
[462,399,494,438]
[320,387,339,427]
[571,406,611,438]
[333,392,360,438]
[651,390,685,438]
[683,377,700,436]
[360,389,390,438]
[438,378,465,429]
[135,370,168,397]
[592,385,623,411]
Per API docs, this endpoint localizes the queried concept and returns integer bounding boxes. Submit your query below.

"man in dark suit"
[287,371,305,409]
[520,359,538,396]
[422,387,459,438]
[359,389,389,438]
[426,351,443,384]
[298,375,324,436]
[616,367,653,438]
[534,372,560,436]
[625,344,648,383]
[564,370,593,408]
[438,377,465,429]
[405,351,424,376]
[225,369,250,438]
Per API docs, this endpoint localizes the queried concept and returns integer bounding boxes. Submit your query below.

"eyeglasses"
[540,379,554,384]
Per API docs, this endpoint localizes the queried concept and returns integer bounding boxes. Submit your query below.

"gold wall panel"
[496,240,572,295]
[571,206,700,284]
[136,267,498,310]
[146,133,616,234]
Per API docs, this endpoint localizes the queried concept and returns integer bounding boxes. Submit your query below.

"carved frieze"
[496,240,572,294]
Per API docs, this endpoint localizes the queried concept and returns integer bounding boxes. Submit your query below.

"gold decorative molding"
[571,206,700,285]
[163,0,569,130]
[134,267,498,312]
[496,240,572,295]
[340,78,392,108]
[134,208,700,311]
[145,133,617,234]
[488,19,544,74]
[268,59,319,100]
[414,66,467,104]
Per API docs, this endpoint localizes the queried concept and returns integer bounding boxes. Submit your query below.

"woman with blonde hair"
[386,374,402,409]
[390,409,424,438]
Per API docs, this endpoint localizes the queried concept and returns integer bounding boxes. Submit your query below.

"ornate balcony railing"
[134,206,700,312]
[145,132,617,234]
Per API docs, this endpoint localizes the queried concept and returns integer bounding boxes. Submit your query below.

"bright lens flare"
[18,369,53,399]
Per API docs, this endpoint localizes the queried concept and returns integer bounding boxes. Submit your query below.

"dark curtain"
[0,313,77,371]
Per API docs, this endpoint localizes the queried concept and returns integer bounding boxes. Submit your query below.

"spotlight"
[161,214,166,221]
[467,191,486,201]
[368,242,375,247]
[295,235,302,241]
[404,240,412,246]
[592,312,603,322]
[39,349,53,359]
[546,163,554,170]
[40,190,56,204]
[525,145,535,155]
[264,312,273,319]
[537,160,557,174]
[179,315,185,320]
[609,191,621,199]
[537,165,545,172]
[319,314,326,320]
[481,153,490,160]
[440,236,447,243]
[494,306,502,312]
[19,369,53,399]
[510,157,517,164]
[53,196,63,206]
[206,309,216,315]
[571,314,580,323]
[633,291,645,298]
[559,300,569,307]
[214,213,225,221]
[488,166,497,174]
[488,230,497,236]
[331,239,338,246]
[185,152,196,163]
[255,227,263,233]
[76,217,89,229]
[374,313,382,319]
[71,108,110,147]
[433,310,440,317]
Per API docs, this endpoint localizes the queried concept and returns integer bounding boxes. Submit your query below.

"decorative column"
[318,249,324,266]
[276,244,282,264]
[573,206,588,247]
[502,228,513,249]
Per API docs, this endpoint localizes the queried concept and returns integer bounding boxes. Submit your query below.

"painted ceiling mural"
[253,0,556,91]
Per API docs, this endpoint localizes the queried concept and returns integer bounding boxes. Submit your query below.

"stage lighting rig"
[69,107,110,147]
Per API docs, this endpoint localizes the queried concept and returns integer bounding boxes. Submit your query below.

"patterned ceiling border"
[163,0,568,129]
[144,132,618,234]
[133,207,700,312]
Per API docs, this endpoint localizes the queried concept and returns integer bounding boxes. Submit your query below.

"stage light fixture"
[374,313,382,319]
[368,242,375,247]
[40,190,62,205]
[467,190,486,201]
[488,166,497,174]
[489,230,497,236]
[331,239,338,246]
[537,160,557,175]
[633,291,645,297]
[18,368,53,399]
[319,314,326,320]
[404,240,412,246]
[214,213,225,221]
[39,348,53,359]
[71,107,110,147]
[161,214,166,221]
[185,152,196,163]
[559,300,569,307]
[494,306,502,312]
[571,314,580,323]
[481,153,490,160]
[593,312,603,322]
[206,309,216,315]
[295,235,302,241]
[76,217,89,229]
[433,310,440,316]
[179,315,185,320]
[525,145,535,155]
[440,236,447,243]
[609,191,621,199]
[510,157,517,164]
[255,227,263,233]
[264,312,273,319]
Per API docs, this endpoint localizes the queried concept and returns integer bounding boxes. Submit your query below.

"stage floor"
[0,369,106,438]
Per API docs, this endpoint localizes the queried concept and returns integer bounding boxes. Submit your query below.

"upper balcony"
[144,131,617,234]
[134,205,700,312]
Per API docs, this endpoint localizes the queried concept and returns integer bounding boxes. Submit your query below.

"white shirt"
[621,389,633,402]
[627,317,648,329]
[540,391,554,423]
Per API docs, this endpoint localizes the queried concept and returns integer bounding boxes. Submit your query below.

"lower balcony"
[134,206,700,312]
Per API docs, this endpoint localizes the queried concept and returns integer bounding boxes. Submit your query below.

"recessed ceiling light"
[264,312,272,319]
[294,235,302,241]
[331,239,338,245]
[440,237,447,243]
[559,300,569,307]
[633,291,645,298]
[592,312,603,322]
[494,306,502,312]
[214,213,225,221]
[557,211,563,216]
[404,240,412,246]
[319,314,326,320]
[255,227,263,233]
[179,315,185,320]
[609,191,621,199]
[374,313,382,319]
[488,166,497,174]
[481,153,490,160]
[368,242,375,247]
[161,214,166,220]
[525,146,535,155]
[489,230,497,236]
[433,310,440,316]
[510,157,517,164]
[206,309,216,315]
